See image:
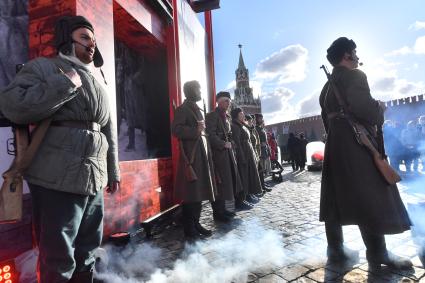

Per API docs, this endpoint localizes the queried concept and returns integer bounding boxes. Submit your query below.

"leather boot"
[325,222,359,262]
[68,271,94,283]
[182,204,199,238]
[195,222,212,236]
[361,227,412,270]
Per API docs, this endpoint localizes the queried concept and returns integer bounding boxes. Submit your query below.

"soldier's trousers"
[29,183,103,283]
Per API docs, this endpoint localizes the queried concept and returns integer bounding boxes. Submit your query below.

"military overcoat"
[231,120,262,195]
[319,66,410,234]
[171,100,216,202]
[205,108,243,200]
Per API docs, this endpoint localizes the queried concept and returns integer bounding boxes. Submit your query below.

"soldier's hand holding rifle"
[197,120,206,134]
[224,142,232,149]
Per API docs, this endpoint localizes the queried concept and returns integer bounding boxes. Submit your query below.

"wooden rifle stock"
[354,122,401,185]
[320,65,401,185]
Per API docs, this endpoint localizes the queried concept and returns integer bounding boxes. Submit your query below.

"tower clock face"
[238,71,247,80]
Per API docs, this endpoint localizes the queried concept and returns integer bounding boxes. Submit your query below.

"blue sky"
[211,0,425,124]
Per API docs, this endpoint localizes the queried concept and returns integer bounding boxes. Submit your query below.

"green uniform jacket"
[0,56,120,195]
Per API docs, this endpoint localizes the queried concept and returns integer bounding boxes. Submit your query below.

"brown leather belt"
[51,120,101,131]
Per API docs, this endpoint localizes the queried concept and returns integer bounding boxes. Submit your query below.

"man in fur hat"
[205,91,243,222]
[319,37,411,269]
[0,15,120,282]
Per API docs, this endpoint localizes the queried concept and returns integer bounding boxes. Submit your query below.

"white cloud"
[297,91,321,118]
[386,35,425,56]
[409,21,425,31]
[262,89,322,125]
[385,46,412,56]
[224,80,236,98]
[255,44,308,83]
[414,35,425,54]
[260,87,295,114]
[365,59,425,101]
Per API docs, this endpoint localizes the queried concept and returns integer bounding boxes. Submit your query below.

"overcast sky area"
[212,0,425,124]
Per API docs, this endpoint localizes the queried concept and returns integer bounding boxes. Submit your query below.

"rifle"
[320,65,401,185]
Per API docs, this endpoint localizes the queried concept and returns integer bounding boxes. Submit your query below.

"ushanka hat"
[54,15,104,67]
[326,37,356,67]
[216,91,231,100]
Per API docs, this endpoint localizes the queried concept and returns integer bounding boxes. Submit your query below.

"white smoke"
[96,220,287,283]
[95,243,163,282]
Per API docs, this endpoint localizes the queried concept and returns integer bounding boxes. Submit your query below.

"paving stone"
[256,274,288,282]
[305,267,341,282]
[274,264,310,281]
[340,268,370,282]
[107,166,425,282]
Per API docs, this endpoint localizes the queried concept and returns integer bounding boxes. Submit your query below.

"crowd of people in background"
[383,115,425,174]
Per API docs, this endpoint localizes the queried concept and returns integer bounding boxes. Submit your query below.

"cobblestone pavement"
[100,166,425,283]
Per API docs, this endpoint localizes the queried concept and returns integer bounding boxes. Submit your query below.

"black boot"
[69,271,94,283]
[211,200,232,222]
[325,222,359,262]
[223,210,236,217]
[235,200,254,211]
[195,222,212,236]
[361,228,412,270]
[182,204,200,239]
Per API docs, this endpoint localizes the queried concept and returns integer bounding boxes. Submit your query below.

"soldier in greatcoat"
[231,108,262,207]
[255,114,271,192]
[0,16,120,282]
[171,80,215,239]
[320,37,412,269]
[205,91,243,222]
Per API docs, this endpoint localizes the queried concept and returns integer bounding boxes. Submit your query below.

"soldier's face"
[193,85,202,101]
[72,28,96,64]
[238,111,245,122]
[218,98,231,111]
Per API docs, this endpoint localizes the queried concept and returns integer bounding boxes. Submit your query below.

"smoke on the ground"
[403,178,425,255]
[96,220,287,283]
[95,242,163,283]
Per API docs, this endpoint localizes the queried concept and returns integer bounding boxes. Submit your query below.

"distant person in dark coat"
[287,132,300,171]
[319,37,411,269]
[298,133,308,170]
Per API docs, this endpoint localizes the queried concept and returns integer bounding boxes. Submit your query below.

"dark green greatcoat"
[319,66,410,235]
[205,108,243,200]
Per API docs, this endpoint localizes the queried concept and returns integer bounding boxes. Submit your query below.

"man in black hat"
[319,37,412,269]
[205,91,243,221]
[0,16,119,282]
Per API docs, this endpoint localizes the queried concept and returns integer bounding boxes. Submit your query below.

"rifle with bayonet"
[320,64,401,185]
